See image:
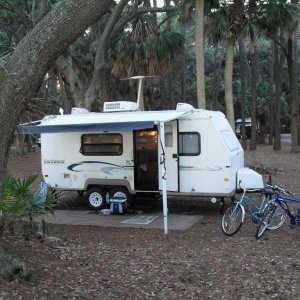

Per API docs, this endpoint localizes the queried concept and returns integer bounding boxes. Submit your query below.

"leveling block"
[121,215,158,225]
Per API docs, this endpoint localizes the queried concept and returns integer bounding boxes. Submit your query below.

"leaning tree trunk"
[84,49,112,111]
[224,37,235,129]
[0,0,112,204]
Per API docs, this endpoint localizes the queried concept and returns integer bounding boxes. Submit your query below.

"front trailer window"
[179,132,200,156]
[81,134,123,155]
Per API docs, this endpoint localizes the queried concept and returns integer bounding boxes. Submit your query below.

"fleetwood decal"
[44,159,65,164]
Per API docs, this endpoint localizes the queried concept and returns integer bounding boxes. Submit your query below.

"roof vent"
[103,101,138,112]
[176,103,195,111]
[71,107,90,114]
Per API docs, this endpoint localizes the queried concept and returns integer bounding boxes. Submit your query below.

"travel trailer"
[18,103,263,202]
[235,117,260,139]
[17,78,264,234]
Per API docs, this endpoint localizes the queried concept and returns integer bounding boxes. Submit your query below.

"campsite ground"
[1,142,300,299]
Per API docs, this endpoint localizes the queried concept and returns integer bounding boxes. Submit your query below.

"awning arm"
[159,121,168,234]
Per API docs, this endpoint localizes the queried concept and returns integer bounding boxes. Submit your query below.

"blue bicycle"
[255,184,300,239]
[221,186,286,236]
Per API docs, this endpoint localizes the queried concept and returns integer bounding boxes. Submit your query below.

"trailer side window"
[81,134,123,155]
[178,132,200,156]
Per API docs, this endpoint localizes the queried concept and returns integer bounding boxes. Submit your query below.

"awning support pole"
[159,121,168,234]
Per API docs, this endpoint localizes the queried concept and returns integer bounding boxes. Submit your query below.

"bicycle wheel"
[221,204,244,236]
[267,201,287,230]
[255,203,277,239]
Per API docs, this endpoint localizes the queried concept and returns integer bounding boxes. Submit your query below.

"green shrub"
[0,174,60,240]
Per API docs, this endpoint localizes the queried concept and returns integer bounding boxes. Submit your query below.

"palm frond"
[111,14,184,78]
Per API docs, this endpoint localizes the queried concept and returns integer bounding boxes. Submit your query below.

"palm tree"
[206,0,247,129]
[195,0,206,109]
[110,13,184,109]
[180,0,220,109]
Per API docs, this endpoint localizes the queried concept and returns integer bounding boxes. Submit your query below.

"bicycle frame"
[273,195,300,225]
[237,188,270,223]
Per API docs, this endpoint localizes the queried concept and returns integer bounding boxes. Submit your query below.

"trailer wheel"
[109,188,132,207]
[86,188,106,210]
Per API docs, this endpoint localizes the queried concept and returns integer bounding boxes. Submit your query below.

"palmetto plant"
[0,174,59,240]
[111,13,184,78]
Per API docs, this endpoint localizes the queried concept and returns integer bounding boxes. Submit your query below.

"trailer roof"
[17,110,194,134]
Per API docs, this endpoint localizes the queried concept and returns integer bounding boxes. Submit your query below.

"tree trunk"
[273,38,283,150]
[55,53,89,108]
[250,44,259,150]
[180,23,187,102]
[167,71,176,109]
[195,0,206,109]
[57,71,70,114]
[268,43,275,145]
[159,78,167,110]
[238,38,247,150]
[213,47,222,111]
[0,0,112,205]
[48,68,58,99]
[287,34,300,153]
[224,37,235,129]
[295,30,300,146]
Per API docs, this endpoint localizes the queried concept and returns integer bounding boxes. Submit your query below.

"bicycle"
[221,186,286,236]
[255,184,300,239]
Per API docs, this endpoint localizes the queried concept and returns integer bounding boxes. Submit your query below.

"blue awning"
[16,121,155,134]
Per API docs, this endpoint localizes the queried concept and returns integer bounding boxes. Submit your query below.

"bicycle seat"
[264,187,274,196]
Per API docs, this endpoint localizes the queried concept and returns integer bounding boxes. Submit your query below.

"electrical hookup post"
[159,121,168,234]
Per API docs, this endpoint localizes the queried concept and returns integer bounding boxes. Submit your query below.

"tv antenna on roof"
[121,75,155,110]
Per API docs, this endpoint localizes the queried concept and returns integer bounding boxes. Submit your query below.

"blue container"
[110,197,127,215]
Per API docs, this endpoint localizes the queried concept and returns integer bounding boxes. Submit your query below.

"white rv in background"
[20,101,264,212]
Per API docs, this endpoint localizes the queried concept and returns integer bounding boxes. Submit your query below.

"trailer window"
[179,132,200,156]
[81,134,122,155]
[220,130,240,152]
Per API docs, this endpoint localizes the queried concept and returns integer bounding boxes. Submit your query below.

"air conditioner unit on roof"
[71,107,90,114]
[176,103,195,111]
[103,101,138,112]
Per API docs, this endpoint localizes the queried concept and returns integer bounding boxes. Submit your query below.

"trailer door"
[159,120,179,192]
[134,129,158,191]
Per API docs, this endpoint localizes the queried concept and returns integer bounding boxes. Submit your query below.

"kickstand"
[219,198,225,215]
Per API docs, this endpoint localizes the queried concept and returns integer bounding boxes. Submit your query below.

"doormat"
[121,215,158,225]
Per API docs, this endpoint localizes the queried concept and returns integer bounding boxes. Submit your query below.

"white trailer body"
[35,106,262,197]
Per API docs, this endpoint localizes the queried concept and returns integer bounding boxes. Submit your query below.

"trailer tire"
[86,188,106,210]
[109,188,132,207]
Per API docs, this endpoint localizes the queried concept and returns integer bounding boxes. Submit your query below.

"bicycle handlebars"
[266,183,294,196]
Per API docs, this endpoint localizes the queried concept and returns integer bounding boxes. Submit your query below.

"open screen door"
[159,120,179,192]
[134,130,158,191]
